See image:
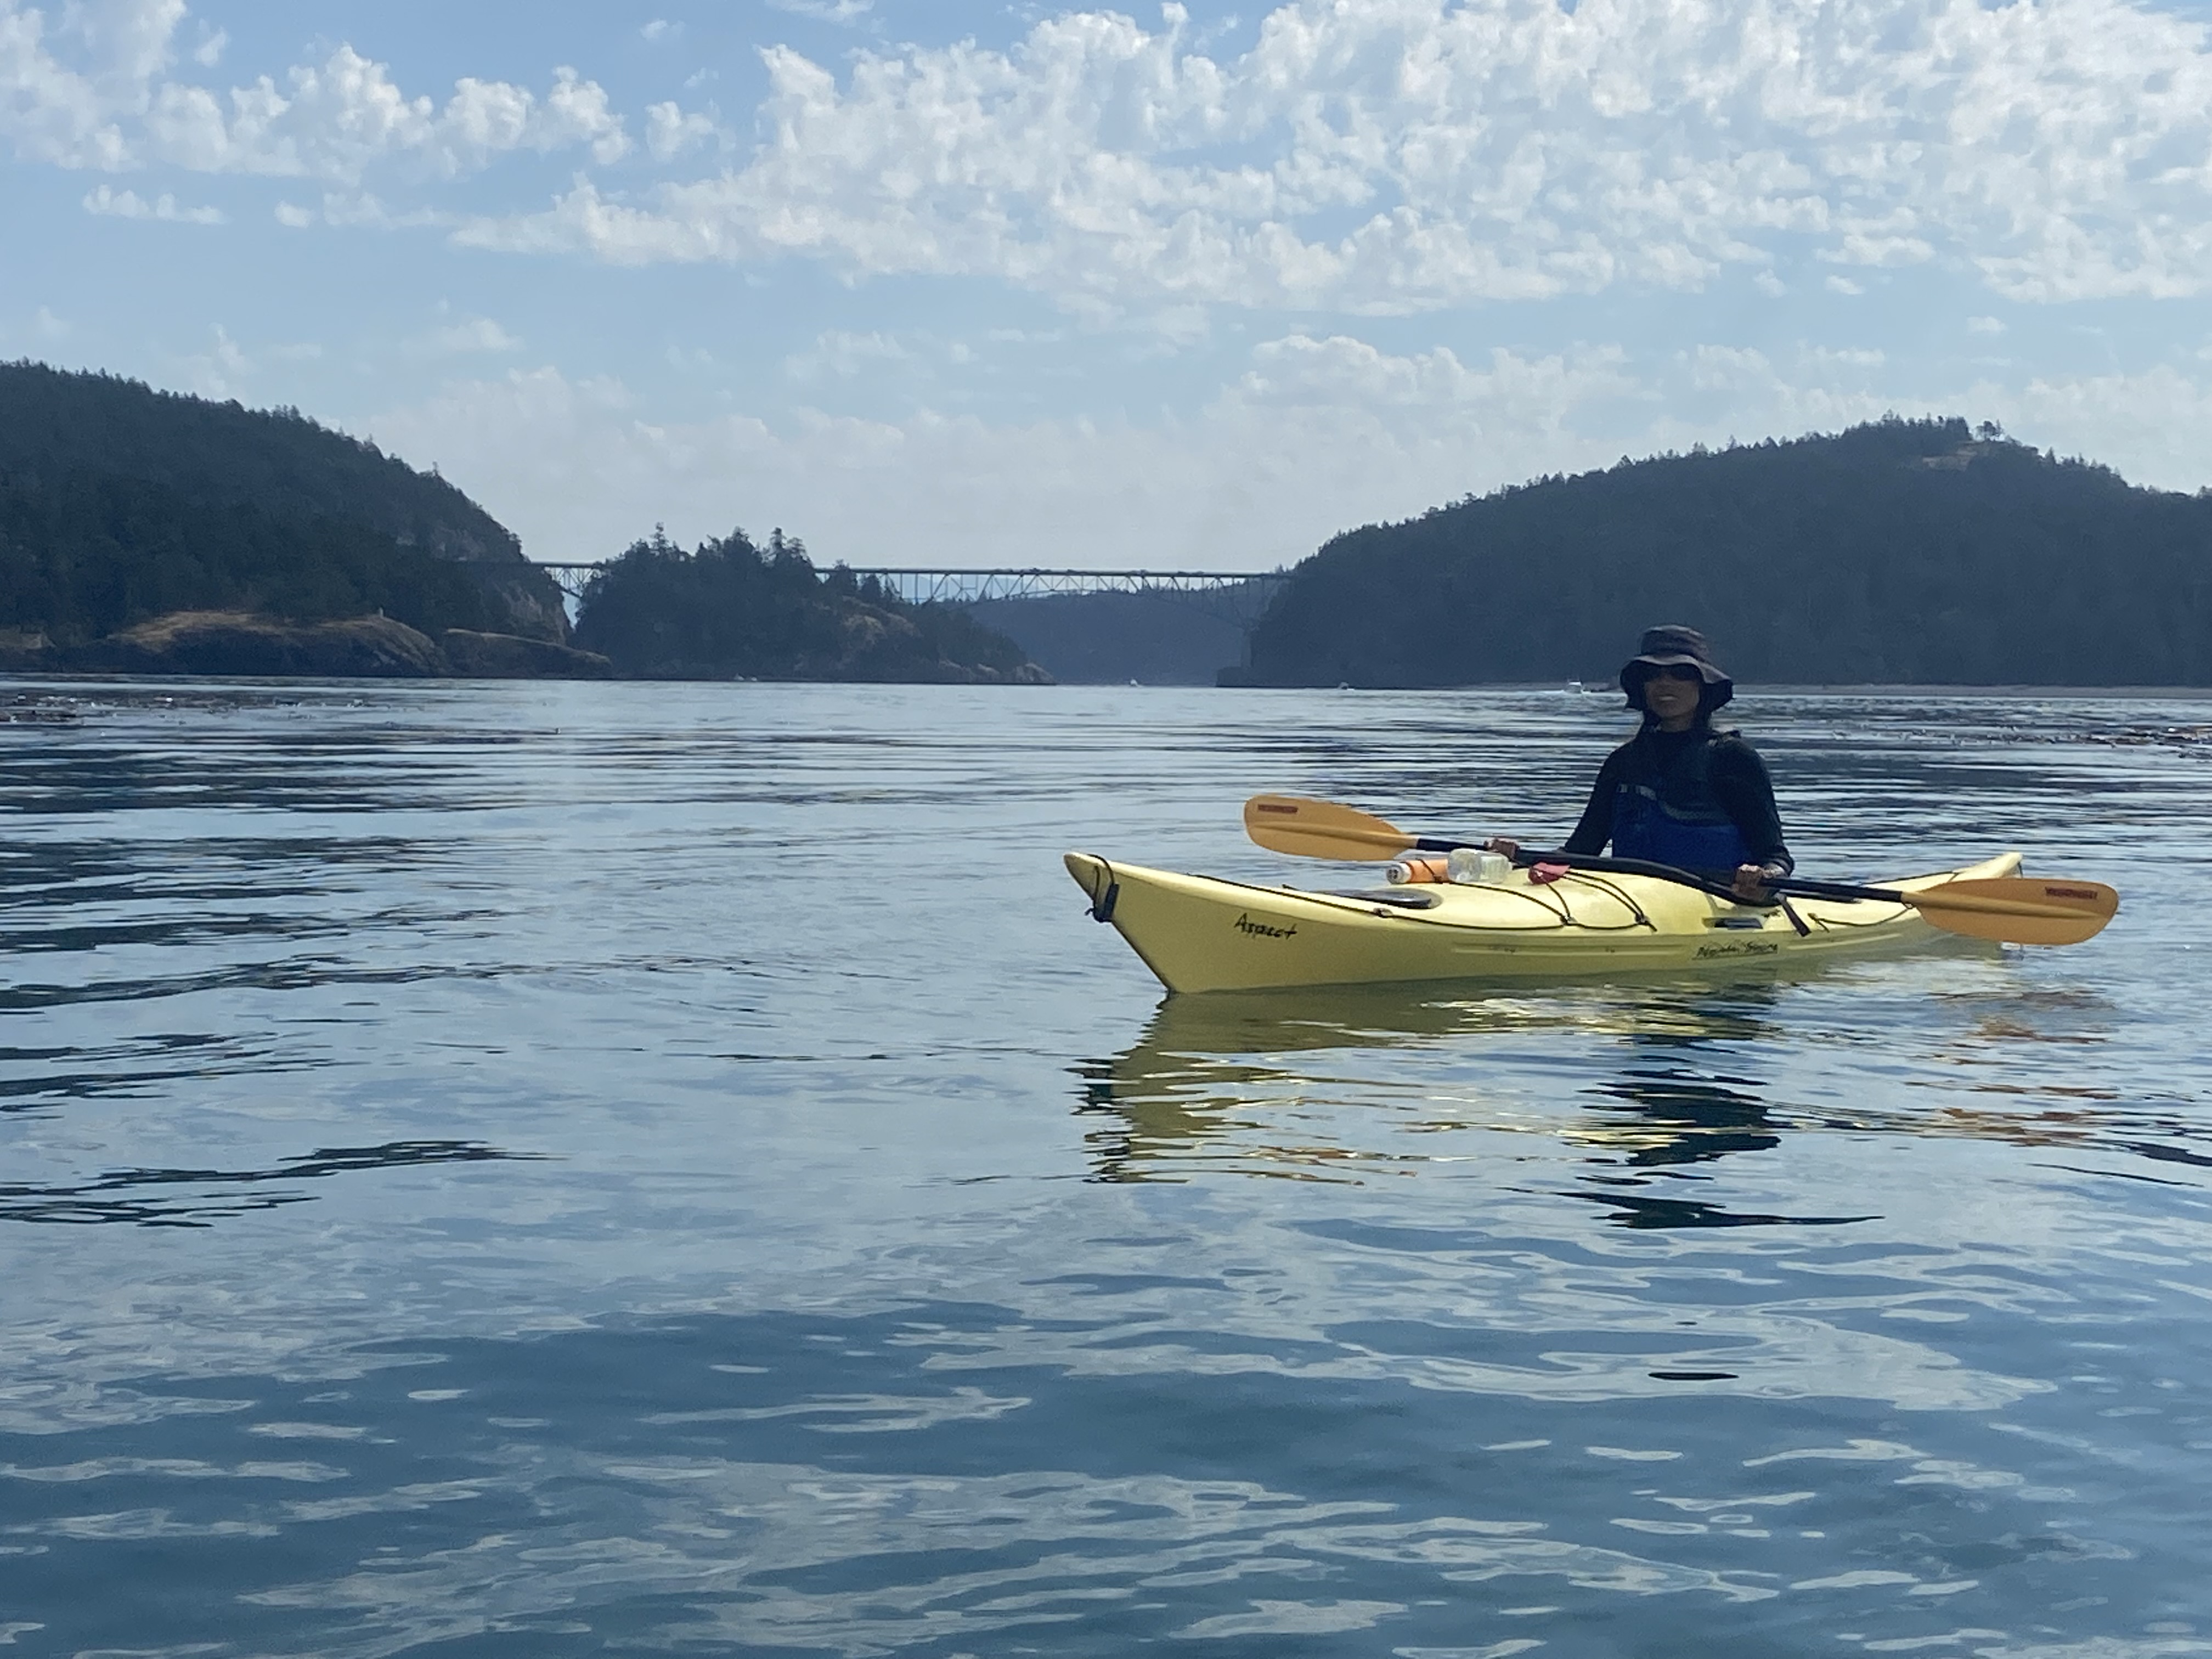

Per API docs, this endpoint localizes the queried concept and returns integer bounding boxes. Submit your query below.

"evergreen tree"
[572,527,1043,683]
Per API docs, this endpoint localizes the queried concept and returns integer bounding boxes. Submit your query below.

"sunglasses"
[1643,664,1703,684]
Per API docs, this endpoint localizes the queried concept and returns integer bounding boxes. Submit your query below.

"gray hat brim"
[1623,652,1729,686]
[1620,654,1734,710]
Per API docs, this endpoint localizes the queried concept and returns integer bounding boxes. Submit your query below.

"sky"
[3,0,2208,570]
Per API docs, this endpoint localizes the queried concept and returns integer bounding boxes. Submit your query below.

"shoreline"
[9,674,2212,699]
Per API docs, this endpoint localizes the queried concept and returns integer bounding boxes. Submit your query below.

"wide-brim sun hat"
[1620,624,1734,710]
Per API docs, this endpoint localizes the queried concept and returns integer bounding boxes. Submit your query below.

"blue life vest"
[1610,731,1753,873]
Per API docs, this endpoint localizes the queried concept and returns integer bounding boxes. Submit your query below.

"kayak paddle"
[1243,794,2118,947]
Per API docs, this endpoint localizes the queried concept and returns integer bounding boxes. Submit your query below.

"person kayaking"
[1489,625,1792,902]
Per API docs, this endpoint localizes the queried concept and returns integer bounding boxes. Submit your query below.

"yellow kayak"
[1064,849,2024,994]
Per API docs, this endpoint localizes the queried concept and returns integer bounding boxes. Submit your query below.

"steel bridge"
[532,563,1286,620]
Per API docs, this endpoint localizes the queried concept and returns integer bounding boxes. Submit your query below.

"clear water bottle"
[1447,847,1513,885]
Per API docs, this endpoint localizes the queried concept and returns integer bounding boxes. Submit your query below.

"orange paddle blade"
[1244,794,1416,861]
[1903,877,2118,946]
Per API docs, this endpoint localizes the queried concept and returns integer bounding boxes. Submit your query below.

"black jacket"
[1561,724,1794,873]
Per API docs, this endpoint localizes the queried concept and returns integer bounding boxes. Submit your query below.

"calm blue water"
[3,679,2209,1657]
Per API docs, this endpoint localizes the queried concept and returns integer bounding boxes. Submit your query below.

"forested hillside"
[1234,418,2212,687]
[0,362,565,647]
[574,528,1050,684]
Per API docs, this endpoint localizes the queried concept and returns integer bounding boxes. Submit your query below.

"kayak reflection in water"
[1489,625,1793,904]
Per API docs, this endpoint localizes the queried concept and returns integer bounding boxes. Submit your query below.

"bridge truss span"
[530,562,1286,620]
[850,567,1282,607]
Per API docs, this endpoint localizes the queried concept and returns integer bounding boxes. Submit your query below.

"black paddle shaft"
[1405,837,1892,908]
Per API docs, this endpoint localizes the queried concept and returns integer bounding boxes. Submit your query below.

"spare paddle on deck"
[1243,794,2118,947]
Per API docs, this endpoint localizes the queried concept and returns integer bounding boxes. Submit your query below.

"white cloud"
[417,316,524,355]
[1967,316,2006,335]
[1971,363,2212,490]
[156,321,322,393]
[368,330,2211,569]
[64,0,182,86]
[765,0,873,22]
[2,3,628,179]
[1231,334,1636,430]
[190,25,223,67]
[783,329,912,380]
[279,190,452,230]
[155,53,633,179]
[0,0,138,166]
[1651,338,2212,492]
[450,0,2212,312]
[174,322,252,397]
[368,351,1629,566]
[13,0,2205,313]
[82,180,224,221]
[357,340,1650,565]
[644,99,719,162]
